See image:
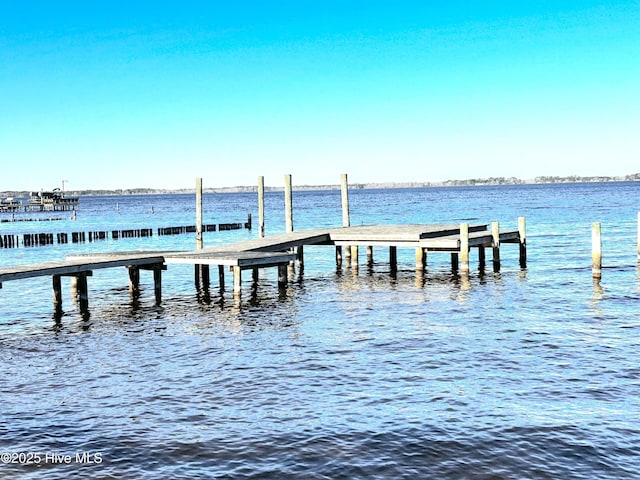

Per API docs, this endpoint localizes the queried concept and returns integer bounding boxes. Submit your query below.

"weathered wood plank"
[0,255,165,283]
[164,250,296,268]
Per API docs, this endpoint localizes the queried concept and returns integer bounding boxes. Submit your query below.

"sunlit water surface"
[1,183,639,479]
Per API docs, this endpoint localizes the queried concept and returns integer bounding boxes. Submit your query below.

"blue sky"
[1,1,638,190]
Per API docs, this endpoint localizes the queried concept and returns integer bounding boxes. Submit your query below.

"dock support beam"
[233,266,242,296]
[592,222,602,279]
[195,264,210,291]
[478,247,486,271]
[351,245,359,268]
[518,216,527,268]
[153,265,163,304]
[258,176,265,238]
[366,246,373,265]
[492,221,501,272]
[129,266,140,292]
[218,265,225,291]
[297,245,304,271]
[416,247,426,271]
[52,275,62,312]
[73,272,90,313]
[278,264,288,287]
[129,264,165,304]
[389,246,397,272]
[336,246,343,268]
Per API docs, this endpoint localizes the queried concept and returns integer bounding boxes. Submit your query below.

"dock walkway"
[0,222,524,314]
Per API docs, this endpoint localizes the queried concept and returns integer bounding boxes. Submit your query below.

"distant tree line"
[2,173,638,197]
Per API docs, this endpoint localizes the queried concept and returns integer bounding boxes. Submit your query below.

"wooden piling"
[195,178,205,286]
[153,265,163,304]
[196,178,203,250]
[460,223,470,272]
[258,176,265,238]
[128,266,140,293]
[339,174,350,264]
[341,173,350,227]
[366,245,373,265]
[389,246,397,272]
[335,245,343,267]
[451,253,459,272]
[351,245,359,268]
[284,174,293,233]
[201,265,210,290]
[278,264,288,287]
[592,222,602,279]
[52,274,62,311]
[518,216,527,268]
[416,247,426,271]
[75,273,89,313]
[218,265,225,291]
[491,221,501,272]
[233,266,242,296]
[297,245,304,271]
[478,247,486,271]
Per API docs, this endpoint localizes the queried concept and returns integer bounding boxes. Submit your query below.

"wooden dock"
[0,221,524,315]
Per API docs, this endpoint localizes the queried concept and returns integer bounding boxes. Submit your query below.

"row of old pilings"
[0,216,252,249]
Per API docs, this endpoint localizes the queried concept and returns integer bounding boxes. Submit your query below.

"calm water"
[1,182,639,479]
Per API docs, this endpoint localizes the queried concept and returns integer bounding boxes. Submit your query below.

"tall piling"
[258,175,265,238]
[518,216,527,268]
[491,221,501,272]
[194,178,209,289]
[460,223,470,272]
[196,177,203,250]
[284,174,293,233]
[592,222,602,279]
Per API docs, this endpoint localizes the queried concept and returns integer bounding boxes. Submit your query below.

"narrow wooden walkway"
[0,222,524,314]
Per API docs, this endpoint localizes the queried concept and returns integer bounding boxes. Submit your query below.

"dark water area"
[1,182,639,478]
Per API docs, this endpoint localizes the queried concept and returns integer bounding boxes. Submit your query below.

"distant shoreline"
[3,173,639,197]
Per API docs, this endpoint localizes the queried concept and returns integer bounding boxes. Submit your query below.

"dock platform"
[0,221,524,314]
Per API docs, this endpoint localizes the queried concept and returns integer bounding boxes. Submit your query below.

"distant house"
[25,188,79,212]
